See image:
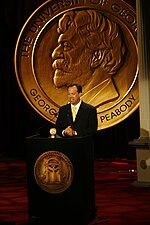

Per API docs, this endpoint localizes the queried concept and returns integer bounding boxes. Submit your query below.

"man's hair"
[58,10,126,76]
[68,84,82,93]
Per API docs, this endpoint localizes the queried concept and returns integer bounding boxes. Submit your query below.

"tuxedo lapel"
[75,101,84,120]
[67,104,73,122]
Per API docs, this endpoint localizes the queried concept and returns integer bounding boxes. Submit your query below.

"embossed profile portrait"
[51,10,126,108]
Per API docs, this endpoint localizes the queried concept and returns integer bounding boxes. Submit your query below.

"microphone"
[35,122,49,135]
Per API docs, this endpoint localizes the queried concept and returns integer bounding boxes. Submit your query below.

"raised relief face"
[51,16,93,88]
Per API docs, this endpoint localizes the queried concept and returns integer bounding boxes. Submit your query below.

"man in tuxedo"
[55,84,98,137]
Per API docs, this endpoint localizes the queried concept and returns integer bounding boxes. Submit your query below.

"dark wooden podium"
[25,135,96,224]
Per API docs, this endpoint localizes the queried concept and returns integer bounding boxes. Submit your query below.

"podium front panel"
[25,135,96,224]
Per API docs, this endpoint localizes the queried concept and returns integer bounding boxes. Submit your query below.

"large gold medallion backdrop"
[14,0,138,130]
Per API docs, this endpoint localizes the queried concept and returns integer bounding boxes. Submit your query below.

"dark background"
[1,0,139,159]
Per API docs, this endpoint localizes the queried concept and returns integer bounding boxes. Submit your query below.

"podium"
[25,135,96,224]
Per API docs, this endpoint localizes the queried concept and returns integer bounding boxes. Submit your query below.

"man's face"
[52,23,92,87]
[68,86,81,105]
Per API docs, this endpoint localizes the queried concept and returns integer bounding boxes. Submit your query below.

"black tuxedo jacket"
[55,101,98,137]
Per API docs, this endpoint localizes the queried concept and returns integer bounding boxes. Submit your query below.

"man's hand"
[64,126,75,136]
